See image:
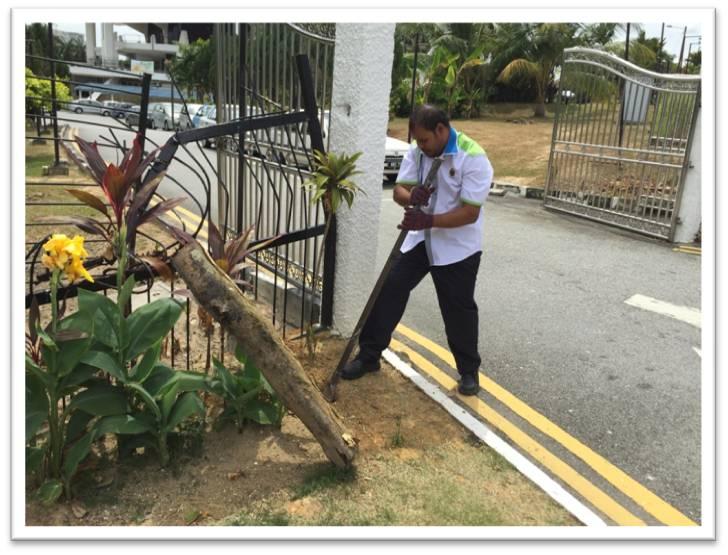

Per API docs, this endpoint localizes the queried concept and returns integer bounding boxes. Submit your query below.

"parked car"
[383,135,410,182]
[179,103,203,128]
[192,104,215,127]
[124,105,154,128]
[149,102,191,130]
[102,100,134,118]
[68,98,105,114]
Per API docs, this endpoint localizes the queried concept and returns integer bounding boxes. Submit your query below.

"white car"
[383,135,410,182]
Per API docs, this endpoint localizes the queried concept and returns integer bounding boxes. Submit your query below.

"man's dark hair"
[409,104,450,133]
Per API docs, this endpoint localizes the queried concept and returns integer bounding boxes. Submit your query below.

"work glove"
[409,185,432,207]
[398,208,434,231]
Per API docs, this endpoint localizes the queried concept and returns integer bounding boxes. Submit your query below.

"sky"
[53,20,702,60]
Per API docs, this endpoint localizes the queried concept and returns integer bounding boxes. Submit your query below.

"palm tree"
[495,23,581,117]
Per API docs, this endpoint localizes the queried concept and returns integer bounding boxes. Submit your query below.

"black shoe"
[340,358,381,380]
[458,373,479,396]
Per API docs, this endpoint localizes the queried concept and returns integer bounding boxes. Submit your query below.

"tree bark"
[172,241,356,468]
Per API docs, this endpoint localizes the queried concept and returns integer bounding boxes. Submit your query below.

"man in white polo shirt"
[342,104,493,395]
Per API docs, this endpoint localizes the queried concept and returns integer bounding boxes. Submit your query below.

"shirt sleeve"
[395,146,420,188]
[459,154,493,207]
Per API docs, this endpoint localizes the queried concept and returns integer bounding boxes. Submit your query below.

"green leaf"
[37,327,58,351]
[244,399,282,425]
[58,363,99,394]
[241,357,261,381]
[26,445,46,474]
[212,357,236,397]
[445,64,456,87]
[54,336,92,378]
[37,480,63,505]
[65,410,94,444]
[61,430,96,486]
[125,382,162,422]
[118,275,136,311]
[26,355,55,392]
[26,372,49,442]
[141,364,176,397]
[78,288,120,349]
[69,384,128,417]
[80,350,127,382]
[160,382,180,423]
[164,392,203,433]
[125,298,182,360]
[130,341,162,383]
[94,414,154,436]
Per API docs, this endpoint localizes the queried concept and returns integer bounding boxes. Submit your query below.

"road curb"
[60,125,91,176]
[493,181,544,199]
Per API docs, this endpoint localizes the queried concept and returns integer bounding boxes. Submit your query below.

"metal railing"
[544,47,701,240]
[215,23,336,329]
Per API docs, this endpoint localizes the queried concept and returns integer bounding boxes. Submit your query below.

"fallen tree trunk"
[172,241,356,468]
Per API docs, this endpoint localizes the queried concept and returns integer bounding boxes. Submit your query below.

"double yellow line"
[391,323,697,527]
[150,198,208,240]
[673,245,701,256]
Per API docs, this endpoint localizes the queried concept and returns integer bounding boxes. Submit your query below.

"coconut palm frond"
[497,58,540,83]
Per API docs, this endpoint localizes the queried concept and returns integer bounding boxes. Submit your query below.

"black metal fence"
[25,23,335,370]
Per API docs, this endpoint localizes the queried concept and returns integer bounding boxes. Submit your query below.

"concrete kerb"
[60,125,91,176]
[492,181,545,200]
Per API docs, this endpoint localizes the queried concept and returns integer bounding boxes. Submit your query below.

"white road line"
[693,347,702,358]
[382,348,608,527]
[624,294,701,329]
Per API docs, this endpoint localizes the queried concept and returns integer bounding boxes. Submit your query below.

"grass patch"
[26,152,55,178]
[291,463,357,500]
[220,443,581,527]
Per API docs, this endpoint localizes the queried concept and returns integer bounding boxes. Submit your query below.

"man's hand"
[398,208,434,231]
[409,185,432,207]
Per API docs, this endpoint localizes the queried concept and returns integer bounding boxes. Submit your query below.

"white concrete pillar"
[84,23,96,65]
[329,23,395,335]
[101,23,116,67]
[673,109,701,243]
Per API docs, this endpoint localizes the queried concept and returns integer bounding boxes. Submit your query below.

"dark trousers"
[358,241,482,376]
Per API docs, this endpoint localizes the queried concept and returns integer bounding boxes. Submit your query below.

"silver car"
[68,99,105,114]
[149,102,190,131]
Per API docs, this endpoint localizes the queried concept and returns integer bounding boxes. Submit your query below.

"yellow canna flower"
[65,257,95,284]
[41,234,94,283]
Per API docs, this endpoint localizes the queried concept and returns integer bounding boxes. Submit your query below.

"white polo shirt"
[396,127,493,266]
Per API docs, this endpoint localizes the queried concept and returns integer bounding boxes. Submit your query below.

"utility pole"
[659,23,665,72]
[624,23,631,62]
[677,25,687,72]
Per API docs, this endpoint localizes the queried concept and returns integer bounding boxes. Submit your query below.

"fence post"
[47,23,60,167]
[296,54,334,328]
[138,72,151,155]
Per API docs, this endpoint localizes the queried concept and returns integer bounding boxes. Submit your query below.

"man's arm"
[432,203,480,228]
[393,184,414,207]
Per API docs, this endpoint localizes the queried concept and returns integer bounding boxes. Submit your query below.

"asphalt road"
[378,188,702,523]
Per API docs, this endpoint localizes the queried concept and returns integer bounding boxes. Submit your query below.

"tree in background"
[25,67,72,132]
[168,38,216,102]
[685,50,701,74]
[495,23,581,117]
[25,23,85,79]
